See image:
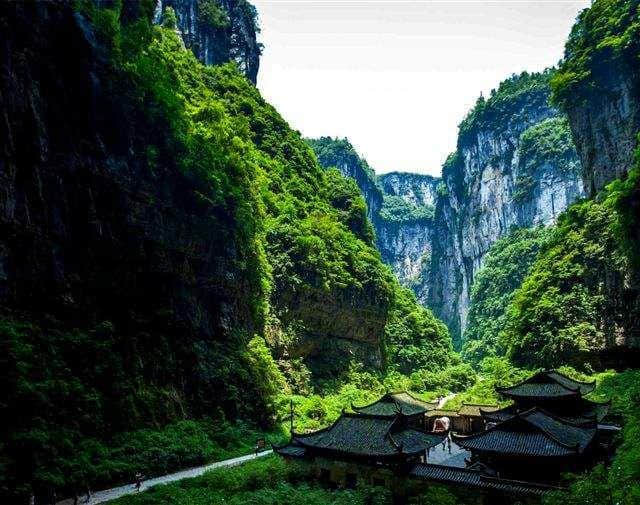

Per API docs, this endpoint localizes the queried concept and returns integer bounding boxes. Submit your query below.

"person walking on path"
[134,473,144,492]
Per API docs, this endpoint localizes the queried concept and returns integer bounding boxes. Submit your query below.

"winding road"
[56,450,273,505]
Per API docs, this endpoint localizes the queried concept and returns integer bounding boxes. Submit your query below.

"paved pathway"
[56,450,273,505]
[427,439,470,468]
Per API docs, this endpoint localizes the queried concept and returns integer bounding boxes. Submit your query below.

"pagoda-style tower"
[454,370,611,481]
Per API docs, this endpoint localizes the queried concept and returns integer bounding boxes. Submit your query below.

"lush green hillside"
[551,0,640,106]
[0,2,456,500]
[462,227,552,364]
[501,165,639,369]
[457,69,554,144]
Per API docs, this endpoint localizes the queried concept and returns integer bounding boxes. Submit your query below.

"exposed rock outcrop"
[565,70,640,196]
[429,73,585,343]
[375,219,432,303]
[378,172,439,207]
[376,172,439,304]
[153,0,261,83]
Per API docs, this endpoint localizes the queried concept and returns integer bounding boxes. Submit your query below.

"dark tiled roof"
[455,430,576,457]
[481,399,609,425]
[274,443,306,458]
[410,463,563,497]
[352,392,437,417]
[457,403,499,417]
[525,410,595,451]
[293,413,444,457]
[547,371,596,394]
[497,370,595,399]
[577,399,610,423]
[481,405,515,423]
[454,408,596,457]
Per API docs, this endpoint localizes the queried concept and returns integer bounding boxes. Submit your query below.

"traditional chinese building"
[275,377,615,501]
[480,370,609,425]
[351,392,438,430]
[275,410,445,489]
[426,403,500,434]
[454,370,612,481]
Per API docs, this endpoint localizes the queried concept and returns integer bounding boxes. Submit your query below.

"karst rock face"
[378,172,439,208]
[153,0,261,83]
[0,0,263,416]
[376,172,440,304]
[429,79,585,343]
[309,77,585,345]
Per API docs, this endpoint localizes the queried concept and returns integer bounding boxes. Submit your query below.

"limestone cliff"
[428,72,584,343]
[153,0,261,83]
[376,173,439,304]
[378,172,439,208]
[309,76,585,344]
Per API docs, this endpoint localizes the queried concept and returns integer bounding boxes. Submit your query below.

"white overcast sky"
[252,0,590,176]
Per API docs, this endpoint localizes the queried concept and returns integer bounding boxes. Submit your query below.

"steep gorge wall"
[376,172,439,303]
[428,73,585,343]
[552,0,640,197]
[308,87,586,345]
[153,0,261,83]
[307,140,436,301]
[378,172,439,207]
[0,0,266,427]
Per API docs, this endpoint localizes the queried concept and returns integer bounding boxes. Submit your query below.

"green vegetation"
[197,0,230,29]
[458,70,553,143]
[110,456,391,505]
[379,195,435,223]
[441,357,530,410]
[306,137,379,190]
[384,287,454,375]
[0,317,286,497]
[162,6,177,29]
[436,181,448,197]
[513,116,580,202]
[462,227,552,364]
[518,116,578,169]
[1,3,455,500]
[501,157,640,369]
[551,0,640,105]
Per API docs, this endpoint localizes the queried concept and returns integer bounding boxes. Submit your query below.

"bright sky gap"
[253,0,591,176]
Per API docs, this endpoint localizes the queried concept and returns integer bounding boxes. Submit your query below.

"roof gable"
[497,370,596,399]
[292,412,443,457]
[352,391,437,417]
[454,408,596,456]
[481,398,609,425]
